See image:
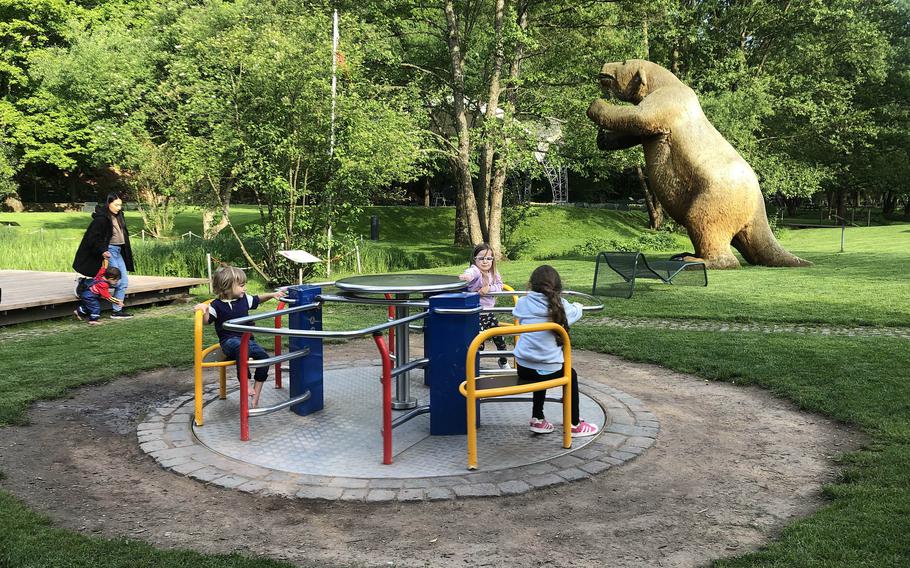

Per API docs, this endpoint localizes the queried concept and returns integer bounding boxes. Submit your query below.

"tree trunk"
[203,176,232,239]
[423,177,430,207]
[485,1,528,259]
[637,166,663,230]
[68,168,79,203]
[488,162,507,257]
[784,196,800,217]
[476,0,506,244]
[453,181,469,245]
[835,190,847,223]
[444,0,484,247]
[903,196,910,218]
[882,190,895,216]
[670,44,681,76]
[642,12,650,59]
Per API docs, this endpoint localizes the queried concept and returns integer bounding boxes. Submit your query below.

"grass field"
[0,205,689,277]
[0,208,909,566]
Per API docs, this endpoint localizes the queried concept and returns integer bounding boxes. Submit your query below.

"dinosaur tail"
[733,210,812,267]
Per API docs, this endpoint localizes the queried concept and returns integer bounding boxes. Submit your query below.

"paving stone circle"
[139,363,658,502]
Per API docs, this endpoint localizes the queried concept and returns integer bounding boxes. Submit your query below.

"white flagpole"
[330,9,339,158]
[327,9,339,277]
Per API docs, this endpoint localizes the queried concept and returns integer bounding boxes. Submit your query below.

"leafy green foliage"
[0,140,16,198]
[570,230,678,256]
[152,1,427,282]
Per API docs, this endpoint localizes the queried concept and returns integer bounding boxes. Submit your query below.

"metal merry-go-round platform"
[138,275,660,500]
[193,364,607,478]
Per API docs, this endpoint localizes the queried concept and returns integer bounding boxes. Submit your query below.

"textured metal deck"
[193,364,606,478]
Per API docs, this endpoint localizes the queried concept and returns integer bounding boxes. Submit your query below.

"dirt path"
[0,339,863,567]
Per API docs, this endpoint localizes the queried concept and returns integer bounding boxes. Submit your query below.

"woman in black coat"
[73,193,135,319]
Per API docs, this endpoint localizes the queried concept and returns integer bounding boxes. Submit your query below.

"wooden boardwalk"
[0,270,208,326]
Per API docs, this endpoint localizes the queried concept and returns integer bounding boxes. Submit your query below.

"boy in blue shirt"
[194,266,283,408]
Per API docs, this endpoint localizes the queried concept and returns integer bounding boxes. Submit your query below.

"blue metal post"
[287,285,323,415]
[426,292,479,435]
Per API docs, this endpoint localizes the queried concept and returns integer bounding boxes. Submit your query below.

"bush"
[571,231,678,257]
[133,233,246,278]
[572,237,632,256]
[504,235,539,260]
[635,231,677,250]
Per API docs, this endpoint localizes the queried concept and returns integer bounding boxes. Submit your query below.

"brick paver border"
[139,380,658,502]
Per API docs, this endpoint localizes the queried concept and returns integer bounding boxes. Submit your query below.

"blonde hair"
[212,266,247,299]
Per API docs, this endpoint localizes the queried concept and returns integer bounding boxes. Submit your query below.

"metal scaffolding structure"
[541,160,569,204]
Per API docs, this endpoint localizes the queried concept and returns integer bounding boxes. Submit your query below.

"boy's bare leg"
[251,381,264,409]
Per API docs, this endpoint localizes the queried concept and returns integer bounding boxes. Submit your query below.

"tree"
[365,0,630,254]
[0,0,154,201]
[158,0,426,282]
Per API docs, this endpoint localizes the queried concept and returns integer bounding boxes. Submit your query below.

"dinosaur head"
[598,59,656,104]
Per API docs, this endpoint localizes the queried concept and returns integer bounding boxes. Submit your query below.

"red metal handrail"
[239,331,252,441]
[372,331,393,465]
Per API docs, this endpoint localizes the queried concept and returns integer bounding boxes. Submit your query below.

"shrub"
[571,231,678,257]
[635,231,677,250]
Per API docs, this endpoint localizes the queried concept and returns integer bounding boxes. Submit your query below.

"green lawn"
[0,205,263,236]
[0,209,909,566]
[428,224,910,327]
[572,327,910,568]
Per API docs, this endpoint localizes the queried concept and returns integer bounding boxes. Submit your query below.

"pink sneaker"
[571,420,599,438]
[529,417,555,434]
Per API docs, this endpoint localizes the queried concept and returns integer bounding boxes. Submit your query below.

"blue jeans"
[77,289,102,321]
[107,244,128,312]
[221,337,270,382]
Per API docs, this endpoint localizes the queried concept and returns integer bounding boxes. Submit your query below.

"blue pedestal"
[426,293,480,435]
[287,285,323,416]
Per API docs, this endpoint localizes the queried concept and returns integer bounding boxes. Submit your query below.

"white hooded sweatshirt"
[511,291,583,373]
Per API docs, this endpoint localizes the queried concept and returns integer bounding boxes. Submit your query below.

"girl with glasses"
[458,243,511,369]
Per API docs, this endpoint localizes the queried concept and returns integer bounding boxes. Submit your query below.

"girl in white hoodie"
[512,265,599,437]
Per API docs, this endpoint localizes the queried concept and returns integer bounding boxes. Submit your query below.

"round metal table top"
[335,273,467,295]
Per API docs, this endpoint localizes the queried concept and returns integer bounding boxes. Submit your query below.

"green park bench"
[592,251,708,298]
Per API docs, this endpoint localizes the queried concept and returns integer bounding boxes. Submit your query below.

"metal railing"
[212,285,603,463]
[223,299,430,464]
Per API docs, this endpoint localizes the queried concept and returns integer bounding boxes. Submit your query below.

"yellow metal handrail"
[459,322,572,470]
[194,300,233,426]
[501,283,520,309]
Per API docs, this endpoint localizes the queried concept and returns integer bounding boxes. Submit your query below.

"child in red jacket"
[74,265,124,325]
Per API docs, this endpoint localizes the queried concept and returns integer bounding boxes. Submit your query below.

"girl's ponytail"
[528,265,568,345]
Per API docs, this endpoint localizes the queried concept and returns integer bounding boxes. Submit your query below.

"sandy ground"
[0,339,863,568]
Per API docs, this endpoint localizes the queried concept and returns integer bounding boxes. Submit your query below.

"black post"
[370,215,379,241]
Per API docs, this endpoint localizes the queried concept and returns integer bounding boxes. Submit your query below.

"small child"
[458,243,510,369]
[194,266,283,408]
[74,265,124,325]
[512,265,599,437]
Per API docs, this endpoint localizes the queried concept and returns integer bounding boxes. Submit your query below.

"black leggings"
[479,313,507,363]
[516,363,580,425]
